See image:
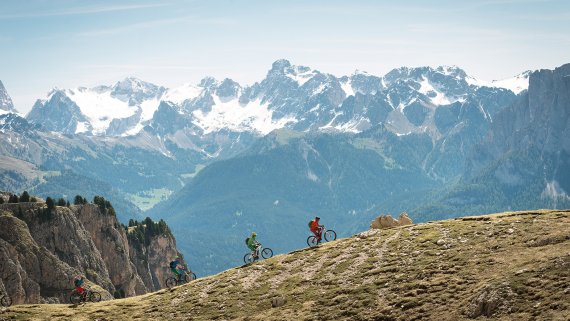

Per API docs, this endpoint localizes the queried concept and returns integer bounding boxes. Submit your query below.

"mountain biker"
[309,216,324,243]
[73,275,85,296]
[246,232,260,258]
[169,256,184,281]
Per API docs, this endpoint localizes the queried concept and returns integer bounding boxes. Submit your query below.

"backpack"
[308,220,313,229]
[169,261,177,269]
[74,278,83,287]
[245,237,250,245]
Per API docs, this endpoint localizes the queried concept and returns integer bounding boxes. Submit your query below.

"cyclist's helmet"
[315,216,320,220]
[252,232,257,237]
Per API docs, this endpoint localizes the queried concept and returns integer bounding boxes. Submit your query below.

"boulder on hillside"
[398,212,413,225]
[370,212,413,229]
[464,283,515,318]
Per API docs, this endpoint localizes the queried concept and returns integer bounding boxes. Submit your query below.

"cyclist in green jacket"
[246,232,260,258]
[169,256,184,281]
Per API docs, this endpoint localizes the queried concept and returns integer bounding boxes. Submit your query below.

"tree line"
[126,217,172,248]
[1,191,116,217]
[0,191,37,204]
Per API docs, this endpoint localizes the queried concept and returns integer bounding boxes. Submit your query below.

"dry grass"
[1,209,569,321]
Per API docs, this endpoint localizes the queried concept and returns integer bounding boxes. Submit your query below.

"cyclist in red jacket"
[309,216,323,243]
[73,276,85,296]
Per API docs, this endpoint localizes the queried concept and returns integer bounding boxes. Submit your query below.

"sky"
[1,0,569,114]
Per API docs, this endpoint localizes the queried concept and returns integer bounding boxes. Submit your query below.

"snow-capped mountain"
[4,60,527,205]
[0,80,16,114]
[24,60,529,139]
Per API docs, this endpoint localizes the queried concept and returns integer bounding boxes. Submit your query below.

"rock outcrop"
[370,212,413,229]
[0,199,181,304]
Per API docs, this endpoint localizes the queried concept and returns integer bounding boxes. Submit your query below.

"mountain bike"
[165,268,197,289]
[243,243,273,264]
[307,226,337,247]
[69,286,101,304]
[0,292,12,307]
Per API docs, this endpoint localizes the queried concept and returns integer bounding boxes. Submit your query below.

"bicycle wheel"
[89,292,101,302]
[324,230,337,242]
[261,248,273,259]
[70,292,82,304]
[244,253,255,264]
[181,272,196,283]
[1,295,11,307]
[307,236,318,247]
[165,277,177,289]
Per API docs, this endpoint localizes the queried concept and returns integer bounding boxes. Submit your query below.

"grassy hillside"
[2,209,569,320]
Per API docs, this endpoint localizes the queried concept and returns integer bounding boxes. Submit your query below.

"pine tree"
[8,194,19,203]
[30,197,37,202]
[0,197,4,204]
[74,195,84,205]
[20,191,30,202]
[57,198,66,206]
[46,197,55,212]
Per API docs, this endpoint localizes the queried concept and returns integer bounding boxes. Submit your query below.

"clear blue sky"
[1,0,569,114]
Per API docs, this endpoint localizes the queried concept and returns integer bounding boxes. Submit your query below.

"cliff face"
[129,232,181,291]
[469,64,570,175]
[9,203,115,294]
[0,209,109,304]
[73,204,148,297]
[0,200,181,303]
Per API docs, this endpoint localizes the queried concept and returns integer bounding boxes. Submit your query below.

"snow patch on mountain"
[285,66,317,86]
[191,96,297,135]
[340,78,354,97]
[418,77,464,105]
[75,121,89,134]
[491,71,531,94]
[466,71,530,94]
[63,88,138,135]
[140,98,161,122]
[163,83,202,104]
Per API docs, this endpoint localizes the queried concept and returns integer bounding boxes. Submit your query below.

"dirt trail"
[360,230,401,285]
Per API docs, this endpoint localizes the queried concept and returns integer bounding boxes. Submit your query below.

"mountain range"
[1,60,569,275]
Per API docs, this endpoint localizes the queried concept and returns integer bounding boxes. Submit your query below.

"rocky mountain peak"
[215,78,241,98]
[199,76,218,89]
[270,59,293,73]
[436,65,468,78]
[0,113,40,134]
[272,61,317,86]
[0,80,15,113]
[112,77,155,93]
[111,77,165,104]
